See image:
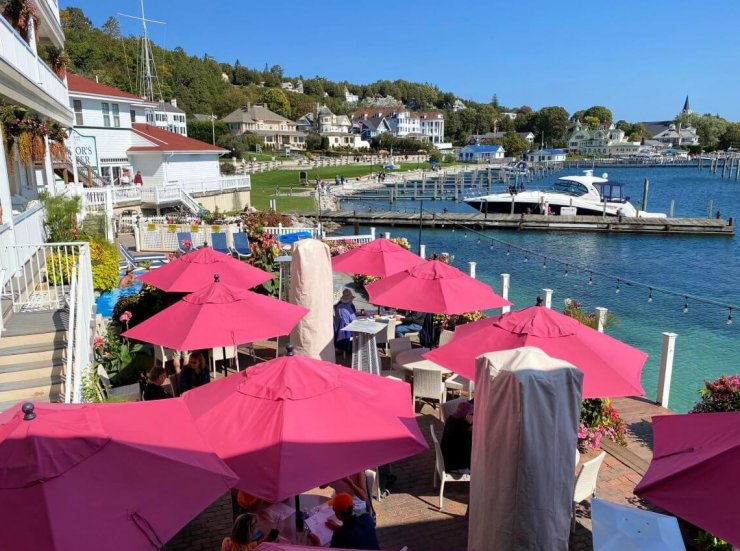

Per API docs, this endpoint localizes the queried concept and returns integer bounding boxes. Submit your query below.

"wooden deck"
[316,211,735,236]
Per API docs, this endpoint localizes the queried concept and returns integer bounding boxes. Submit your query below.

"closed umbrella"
[138,246,272,292]
[591,498,686,551]
[331,237,423,277]
[365,260,511,315]
[424,306,647,398]
[0,401,237,551]
[182,347,428,502]
[122,277,308,350]
[634,412,740,547]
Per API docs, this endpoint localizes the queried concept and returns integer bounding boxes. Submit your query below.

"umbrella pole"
[295,495,304,532]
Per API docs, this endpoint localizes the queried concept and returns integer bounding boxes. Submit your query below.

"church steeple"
[682,95,692,115]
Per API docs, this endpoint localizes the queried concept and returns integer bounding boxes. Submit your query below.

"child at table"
[222,513,278,551]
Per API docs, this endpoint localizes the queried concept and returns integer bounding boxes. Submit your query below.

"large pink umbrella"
[182,348,428,502]
[424,306,647,398]
[635,412,740,547]
[364,260,511,314]
[0,401,237,551]
[138,246,272,292]
[331,237,423,277]
[122,277,308,350]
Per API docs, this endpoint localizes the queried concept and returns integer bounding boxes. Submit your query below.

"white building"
[457,145,505,162]
[223,103,306,151]
[351,107,446,145]
[344,87,359,104]
[0,0,73,229]
[149,99,187,136]
[452,99,467,112]
[525,148,566,163]
[566,122,641,156]
[296,105,369,150]
[68,74,226,188]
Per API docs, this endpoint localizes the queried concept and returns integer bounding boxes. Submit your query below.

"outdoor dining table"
[342,319,386,375]
[255,493,332,546]
[395,347,453,376]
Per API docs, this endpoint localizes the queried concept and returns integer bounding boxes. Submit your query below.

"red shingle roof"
[129,124,227,153]
[67,74,151,103]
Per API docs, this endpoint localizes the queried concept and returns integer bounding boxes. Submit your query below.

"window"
[73,100,83,125]
[102,103,110,127]
[112,104,120,127]
[130,109,136,122]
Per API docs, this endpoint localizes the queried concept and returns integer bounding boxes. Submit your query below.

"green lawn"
[249,162,458,211]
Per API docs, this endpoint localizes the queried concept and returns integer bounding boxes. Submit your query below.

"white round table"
[395,347,453,375]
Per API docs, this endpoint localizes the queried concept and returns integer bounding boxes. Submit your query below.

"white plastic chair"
[572,451,607,532]
[438,328,455,347]
[375,319,397,353]
[412,368,446,412]
[388,337,412,378]
[429,425,470,510]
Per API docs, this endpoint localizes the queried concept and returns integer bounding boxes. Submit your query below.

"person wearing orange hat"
[324,492,380,550]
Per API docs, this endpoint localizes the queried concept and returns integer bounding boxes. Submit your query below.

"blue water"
[96,276,143,318]
[338,167,740,413]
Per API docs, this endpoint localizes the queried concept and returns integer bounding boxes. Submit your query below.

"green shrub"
[40,193,81,241]
[90,240,119,292]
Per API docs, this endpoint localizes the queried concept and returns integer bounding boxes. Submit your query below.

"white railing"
[70,244,93,403]
[0,16,69,110]
[113,186,142,203]
[171,175,251,195]
[263,225,320,239]
[323,234,374,245]
[136,221,240,252]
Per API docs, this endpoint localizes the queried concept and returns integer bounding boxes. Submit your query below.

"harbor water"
[336,166,739,413]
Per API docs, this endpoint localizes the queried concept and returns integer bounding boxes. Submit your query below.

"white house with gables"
[457,144,505,162]
[566,122,641,156]
[525,148,566,163]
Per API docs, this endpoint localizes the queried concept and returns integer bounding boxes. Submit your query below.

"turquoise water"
[96,277,143,318]
[338,166,739,413]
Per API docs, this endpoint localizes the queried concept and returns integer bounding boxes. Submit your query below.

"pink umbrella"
[182,347,428,502]
[364,260,511,314]
[331,237,423,277]
[0,401,237,551]
[138,246,272,292]
[635,412,740,547]
[424,306,647,398]
[122,277,308,350]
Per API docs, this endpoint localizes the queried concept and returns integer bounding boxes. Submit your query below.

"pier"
[316,211,735,236]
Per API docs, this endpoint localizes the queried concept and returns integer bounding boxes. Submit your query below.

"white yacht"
[464,170,666,218]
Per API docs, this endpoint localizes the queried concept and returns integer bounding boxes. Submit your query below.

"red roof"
[67,74,151,103]
[129,124,227,153]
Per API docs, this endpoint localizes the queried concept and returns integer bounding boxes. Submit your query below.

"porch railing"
[64,244,93,403]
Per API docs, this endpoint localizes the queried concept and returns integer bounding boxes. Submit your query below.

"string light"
[683,297,689,314]
[588,272,593,285]
[615,279,621,294]
[477,237,481,244]
[524,253,528,263]
[464,232,467,238]
[506,247,511,256]
[728,308,734,325]
[489,242,494,250]
[564,264,569,277]
[648,288,653,303]
[542,257,547,269]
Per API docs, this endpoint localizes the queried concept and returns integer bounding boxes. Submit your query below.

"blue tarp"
[385,163,398,170]
[278,231,312,244]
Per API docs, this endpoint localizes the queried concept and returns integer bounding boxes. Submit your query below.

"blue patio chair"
[210,232,230,255]
[231,232,251,259]
[176,232,193,253]
[118,243,167,272]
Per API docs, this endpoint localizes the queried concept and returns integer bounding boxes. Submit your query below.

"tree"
[305,132,323,151]
[101,16,120,38]
[583,116,600,130]
[583,106,613,127]
[187,119,229,145]
[258,88,291,118]
[501,131,529,157]
[531,106,569,147]
[719,123,740,150]
[675,112,729,151]
[491,94,499,109]
[627,123,651,142]
[212,86,251,118]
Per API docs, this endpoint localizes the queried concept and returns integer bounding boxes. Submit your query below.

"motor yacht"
[464,170,666,217]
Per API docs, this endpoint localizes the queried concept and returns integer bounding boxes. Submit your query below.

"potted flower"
[2,0,39,43]
[44,46,70,79]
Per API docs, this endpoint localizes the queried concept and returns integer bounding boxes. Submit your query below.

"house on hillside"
[453,99,467,112]
[297,105,352,134]
[566,121,642,156]
[149,99,187,136]
[525,149,566,163]
[223,103,306,151]
[351,107,446,145]
[281,80,304,94]
[353,117,392,142]
[344,87,359,104]
[457,144,505,162]
[67,74,228,189]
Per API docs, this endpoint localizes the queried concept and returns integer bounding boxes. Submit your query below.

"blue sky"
[61,0,740,121]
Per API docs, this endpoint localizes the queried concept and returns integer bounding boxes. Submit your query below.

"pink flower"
[119,311,132,323]
[93,336,105,348]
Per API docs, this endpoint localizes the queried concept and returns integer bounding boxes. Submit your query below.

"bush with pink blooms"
[578,398,627,451]
[690,375,740,413]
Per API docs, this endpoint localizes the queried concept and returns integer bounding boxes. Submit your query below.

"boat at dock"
[464,170,666,217]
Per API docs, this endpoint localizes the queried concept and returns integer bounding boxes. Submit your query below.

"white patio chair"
[572,451,607,532]
[438,328,455,347]
[429,425,470,510]
[375,318,397,354]
[412,368,446,413]
[387,337,412,378]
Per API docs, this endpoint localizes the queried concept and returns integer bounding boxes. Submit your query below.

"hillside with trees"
[60,6,736,150]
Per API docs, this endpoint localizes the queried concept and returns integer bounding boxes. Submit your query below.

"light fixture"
[477,237,481,244]
[464,232,468,238]
[489,243,494,250]
[524,253,528,263]
[588,272,593,285]
[564,265,569,277]
[728,308,733,325]
[648,288,653,303]
[506,247,511,256]
[542,257,547,269]
[683,297,689,313]
[615,279,621,294]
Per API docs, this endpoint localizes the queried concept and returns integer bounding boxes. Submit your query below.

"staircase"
[0,310,68,412]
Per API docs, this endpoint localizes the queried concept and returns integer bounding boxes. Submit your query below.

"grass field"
[248,161,457,211]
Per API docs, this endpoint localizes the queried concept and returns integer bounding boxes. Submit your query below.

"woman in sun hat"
[333,289,357,352]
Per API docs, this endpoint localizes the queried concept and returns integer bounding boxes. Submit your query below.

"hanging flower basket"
[17,130,32,165]
[2,0,40,43]
[31,133,45,163]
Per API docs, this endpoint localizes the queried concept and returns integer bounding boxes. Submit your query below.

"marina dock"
[316,211,735,236]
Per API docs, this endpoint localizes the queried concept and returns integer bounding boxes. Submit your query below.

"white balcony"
[35,0,65,48]
[0,16,73,126]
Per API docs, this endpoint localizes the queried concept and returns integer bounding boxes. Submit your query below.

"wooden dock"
[316,211,735,236]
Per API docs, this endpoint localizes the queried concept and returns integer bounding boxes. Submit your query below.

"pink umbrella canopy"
[364,260,511,314]
[182,348,428,502]
[122,278,308,350]
[137,246,272,292]
[635,412,740,547]
[0,401,237,551]
[424,306,647,398]
[331,237,423,277]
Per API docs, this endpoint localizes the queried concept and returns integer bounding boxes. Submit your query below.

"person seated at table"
[142,366,172,401]
[394,310,426,338]
[178,351,209,393]
[334,289,357,352]
[322,473,372,517]
[441,400,474,472]
[311,493,380,550]
[221,513,278,551]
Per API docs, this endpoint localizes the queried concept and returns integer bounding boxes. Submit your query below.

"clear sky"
[61,0,740,121]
